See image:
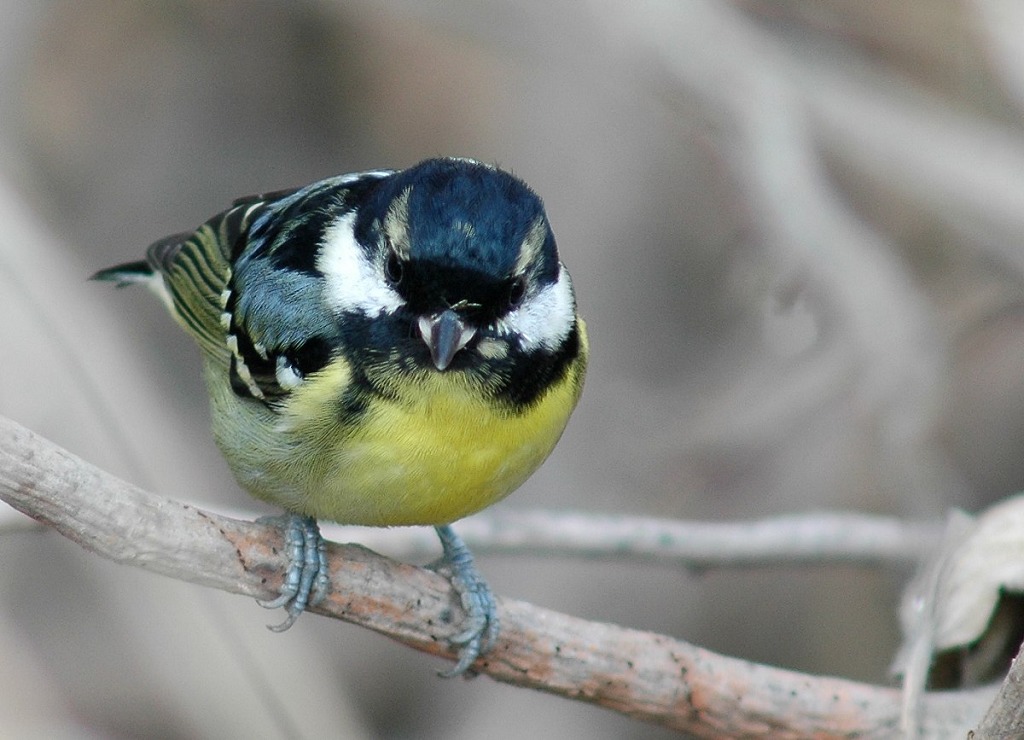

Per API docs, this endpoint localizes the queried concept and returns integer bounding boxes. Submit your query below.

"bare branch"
[320,509,940,568]
[0,414,991,735]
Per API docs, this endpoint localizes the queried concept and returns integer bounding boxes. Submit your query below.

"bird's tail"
[91,260,154,286]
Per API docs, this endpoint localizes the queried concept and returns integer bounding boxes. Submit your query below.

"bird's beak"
[418,309,476,371]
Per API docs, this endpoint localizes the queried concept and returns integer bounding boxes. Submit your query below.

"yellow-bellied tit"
[94,158,587,676]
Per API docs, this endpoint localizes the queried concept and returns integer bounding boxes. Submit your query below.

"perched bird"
[94,158,587,676]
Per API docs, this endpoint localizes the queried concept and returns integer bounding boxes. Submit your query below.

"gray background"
[4,1,1024,737]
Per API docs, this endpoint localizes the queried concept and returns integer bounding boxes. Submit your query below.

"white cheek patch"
[318,213,404,316]
[502,263,576,352]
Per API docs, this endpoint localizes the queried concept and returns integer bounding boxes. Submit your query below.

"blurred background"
[4,0,1024,737]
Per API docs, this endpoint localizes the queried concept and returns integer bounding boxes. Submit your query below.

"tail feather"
[92,233,195,327]
[92,232,192,286]
[91,260,154,287]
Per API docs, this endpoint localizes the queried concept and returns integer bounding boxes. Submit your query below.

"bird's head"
[320,158,577,377]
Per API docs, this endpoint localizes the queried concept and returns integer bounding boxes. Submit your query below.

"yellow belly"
[208,350,584,527]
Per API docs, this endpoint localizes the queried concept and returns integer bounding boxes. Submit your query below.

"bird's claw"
[432,525,500,677]
[257,514,330,631]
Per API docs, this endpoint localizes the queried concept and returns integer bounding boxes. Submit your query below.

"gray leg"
[258,514,330,632]
[432,524,500,677]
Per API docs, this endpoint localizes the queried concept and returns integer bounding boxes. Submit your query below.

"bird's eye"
[507,277,527,309]
[384,250,404,286]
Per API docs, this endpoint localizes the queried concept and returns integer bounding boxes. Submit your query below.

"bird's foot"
[257,514,330,631]
[430,524,500,678]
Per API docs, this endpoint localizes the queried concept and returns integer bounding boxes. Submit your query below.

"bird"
[94,157,587,676]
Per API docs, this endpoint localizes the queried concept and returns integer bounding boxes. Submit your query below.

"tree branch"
[324,508,940,568]
[0,414,990,736]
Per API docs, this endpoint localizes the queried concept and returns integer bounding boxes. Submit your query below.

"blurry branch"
[0,414,994,736]
[803,52,1024,280]
[605,0,951,510]
[320,509,939,568]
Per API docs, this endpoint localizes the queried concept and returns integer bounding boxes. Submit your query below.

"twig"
[318,509,940,568]
[0,414,991,735]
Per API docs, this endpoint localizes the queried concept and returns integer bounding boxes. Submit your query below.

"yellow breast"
[211,340,586,527]
[331,377,578,524]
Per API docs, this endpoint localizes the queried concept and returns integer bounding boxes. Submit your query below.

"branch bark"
[0,414,990,736]
[973,641,1024,737]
